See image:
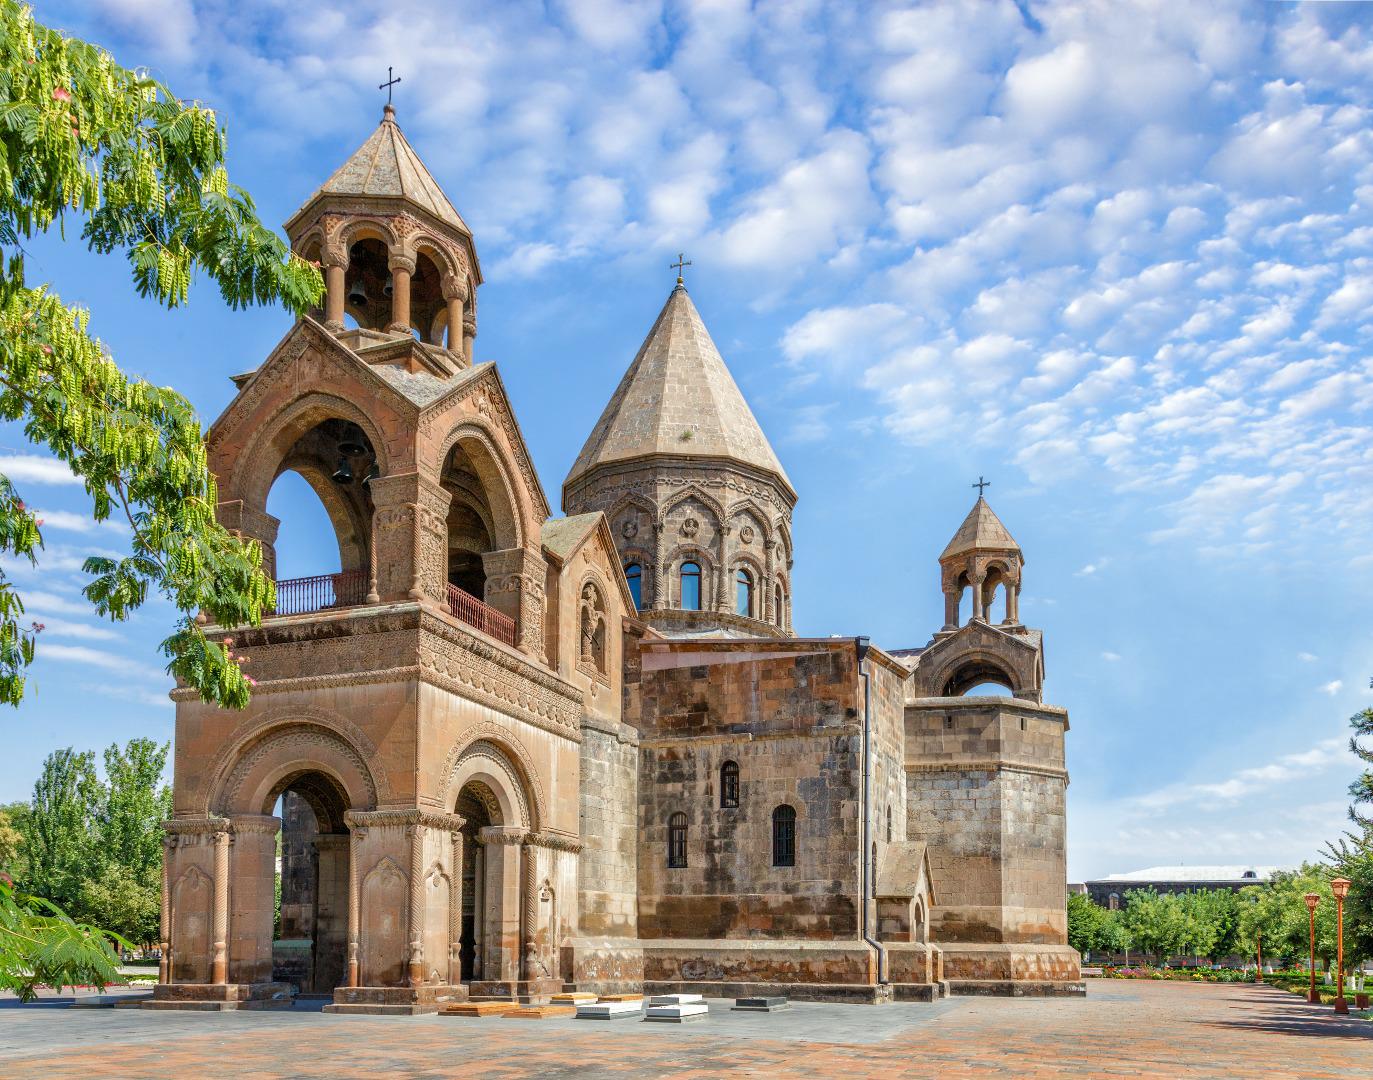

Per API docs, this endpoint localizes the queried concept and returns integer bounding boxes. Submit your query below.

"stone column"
[969,573,985,622]
[367,473,451,604]
[651,519,667,610]
[211,828,231,985]
[347,825,361,988]
[463,314,476,364]
[1008,582,1020,624]
[478,827,526,983]
[324,260,346,329]
[407,823,425,988]
[227,815,279,986]
[158,834,173,984]
[942,588,960,630]
[387,254,414,335]
[521,837,539,981]
[482,547,545,657]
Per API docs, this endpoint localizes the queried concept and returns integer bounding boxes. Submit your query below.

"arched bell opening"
[267,418,378,613]
[269,770,351,996]
[439,434,522,619]
[408,251,445,344]
[941,658,1018,698]
[342,238,392,332]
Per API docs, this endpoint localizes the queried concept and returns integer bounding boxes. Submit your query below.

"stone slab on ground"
[549,992,598,1003]
[733,996,790,1012]
[595,993,643,1002]
[649,994,702,1006]
[644,1002,709,1023]
[576,1000,644,1019]
[441,1002,521,1018]
[504,1006,576,1019]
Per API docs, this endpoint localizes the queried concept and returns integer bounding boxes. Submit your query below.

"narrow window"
[886,805,893,843]
[680,562,701,611]
[772,804,796,867]
[774,584,783,626]
[625,562,642,611]
[720,761,740,808]
[735,568,753,617]
[668,812,688,868]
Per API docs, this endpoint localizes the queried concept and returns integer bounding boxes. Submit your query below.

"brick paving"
[3,981,1370,1079]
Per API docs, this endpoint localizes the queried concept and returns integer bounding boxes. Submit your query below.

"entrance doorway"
[455,782,498,982]
[271,772,350,994]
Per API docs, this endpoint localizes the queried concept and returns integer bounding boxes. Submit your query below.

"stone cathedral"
[150,107,1081,1013]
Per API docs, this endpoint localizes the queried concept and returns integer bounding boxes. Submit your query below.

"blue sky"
[7,0,1373,880]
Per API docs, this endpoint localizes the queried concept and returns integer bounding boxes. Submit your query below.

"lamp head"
[1304,892,1320,912]
[1331,876,1351,901]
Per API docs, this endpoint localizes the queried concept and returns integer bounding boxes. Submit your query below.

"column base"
[143,982,293,1011]
[466,978,563,1004]
[324,983,467,1016]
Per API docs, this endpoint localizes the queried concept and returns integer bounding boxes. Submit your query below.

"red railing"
[271,570,368,616]
[447,583,517,646]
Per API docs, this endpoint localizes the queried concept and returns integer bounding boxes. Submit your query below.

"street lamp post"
[1331,877,1351,1016]
[1303,892,1320,1004]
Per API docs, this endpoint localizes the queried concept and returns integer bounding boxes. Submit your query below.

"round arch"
[660,484,727,528]
[440,733,544,833]
[436,421,533,552]
[937,653,1021,697]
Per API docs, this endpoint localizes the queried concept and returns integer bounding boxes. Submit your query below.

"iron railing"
[446,583,517,646]
[271,570,368,616]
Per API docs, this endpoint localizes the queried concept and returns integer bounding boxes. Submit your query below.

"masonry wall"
[633,640,865,941]
[904,697,1069,945]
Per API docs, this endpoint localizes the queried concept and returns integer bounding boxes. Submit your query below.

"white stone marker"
[648,993,703,1006]
[575,1000,644,1020]
[644,1002,709,1023]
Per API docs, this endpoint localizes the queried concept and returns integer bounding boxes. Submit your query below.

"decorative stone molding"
[227,814,281,836]
[477,825,528,846]
[526,831,583,854]
[344,808,468,831]
[164,815,231,836]
[439,727,547,831]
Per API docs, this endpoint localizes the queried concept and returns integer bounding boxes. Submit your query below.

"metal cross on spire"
[972,476,991,497]
[671,252,692,285]
[379,66,402,105]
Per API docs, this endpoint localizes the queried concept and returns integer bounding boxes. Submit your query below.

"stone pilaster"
[367,472,452,604]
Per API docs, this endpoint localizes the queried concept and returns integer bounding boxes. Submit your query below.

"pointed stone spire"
[940,497,1021,561]
[285,105,472,240]
[566,283,792,495]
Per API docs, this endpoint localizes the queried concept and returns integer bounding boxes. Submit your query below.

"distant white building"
[1082,866,1286,908]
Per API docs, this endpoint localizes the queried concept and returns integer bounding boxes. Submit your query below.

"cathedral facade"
[150,108,1081,1013]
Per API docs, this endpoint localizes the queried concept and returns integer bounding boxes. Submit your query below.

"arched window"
[680,562,701,611]
[886,805,893,843]
[624,562,642,611]
[735,568,753,617]
[720,761,739,808]
[772,804,796,867]
[667,812,688,868]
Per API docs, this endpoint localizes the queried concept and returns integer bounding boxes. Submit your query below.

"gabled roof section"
[287,105,470,237]
[565,284,793,497]
[541,513,603,562]
[940,497,1020,560]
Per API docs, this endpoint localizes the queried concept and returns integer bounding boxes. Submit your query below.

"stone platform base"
[323,984,466,1016]
[645,979,895,1005]
[947,979,1087,997]
[143,982,293,1012]
[935,942,1084,996]
[891,981,948,1002]
[466,978,563,1004]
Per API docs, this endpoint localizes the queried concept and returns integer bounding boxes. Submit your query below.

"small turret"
[938,493,1023,631]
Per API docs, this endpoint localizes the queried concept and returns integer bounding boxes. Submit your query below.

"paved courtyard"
[4,981,1369,1079]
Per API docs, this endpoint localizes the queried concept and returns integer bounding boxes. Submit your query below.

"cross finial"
[671,252,692,285]
[972,476,990,498]
[379,66,402,106]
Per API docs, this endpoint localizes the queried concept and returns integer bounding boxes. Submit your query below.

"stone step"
[649,993,703,1006]
[575,1000,644,1019]
[732,996,790,1012]
[595,993,643,1002]
[441,1001,521,1018]
[549,992,598,1004]
[503,1005,577,1019]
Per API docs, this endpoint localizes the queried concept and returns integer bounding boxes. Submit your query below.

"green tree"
[23,747,100,912]
[97,738,170,881]
[1066,891,1103,956]
[0,0,323,710]
[1121,890,1187,961]
[1349,706,1373,830]
[77,863,158,947]
[0,807,20,871]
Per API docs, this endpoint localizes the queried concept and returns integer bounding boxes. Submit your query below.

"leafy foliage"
[0,876,124,1001]
[1349,706,1373,831]
[0,1,323,708]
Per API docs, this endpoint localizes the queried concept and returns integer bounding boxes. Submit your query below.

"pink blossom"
[52,87,70,103]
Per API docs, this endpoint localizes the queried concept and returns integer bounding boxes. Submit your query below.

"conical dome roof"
[566,284,792,495]
[286,105,470,237]
[940,497,1020,560]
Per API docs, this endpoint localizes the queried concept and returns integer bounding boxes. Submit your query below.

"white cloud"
[0,455,80,486]
[33,509,125,535]
[1298,651,1318,662]
[1132,735,1349,813]
[1101,651,1122,662]
[1320,679,1343,696]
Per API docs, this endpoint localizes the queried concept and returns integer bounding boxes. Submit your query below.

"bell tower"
[285,104,481,363]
